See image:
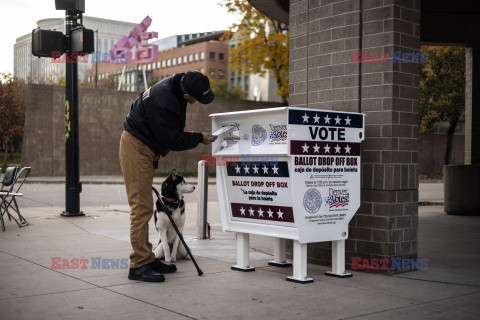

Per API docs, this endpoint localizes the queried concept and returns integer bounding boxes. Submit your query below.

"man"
[119,71,217,282]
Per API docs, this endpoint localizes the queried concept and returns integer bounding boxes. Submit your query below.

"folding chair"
[0,167,30,231]
[0,169,4,232]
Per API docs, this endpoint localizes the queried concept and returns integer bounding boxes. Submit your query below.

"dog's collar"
[162,196,181,204]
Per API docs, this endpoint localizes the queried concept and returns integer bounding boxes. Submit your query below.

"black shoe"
[128,264,165,282]
[149,258,177,274]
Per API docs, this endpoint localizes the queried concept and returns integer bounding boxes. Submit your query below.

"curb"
[418,201,444,206]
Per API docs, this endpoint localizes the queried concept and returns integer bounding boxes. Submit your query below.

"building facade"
[153,31,222,50]
[85,39,228,92]
[227,29,282,103]
[13,16,137,83]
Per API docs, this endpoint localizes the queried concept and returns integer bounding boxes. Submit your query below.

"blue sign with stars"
[288,109,363,128]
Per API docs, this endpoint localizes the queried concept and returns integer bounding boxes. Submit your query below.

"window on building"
[162,60,166,68]
[218,69,224,79]
[188,54,193,62]
[209,52,215,60]
[104,39,108,52]
[219,53,225,61]
[172,58,176,66]
[194,53,199,61]
[200,68,204,74]
[178,57,182,64]
[167,59,171,67]
[157,62,160,68]
[200,52,205,60]
[183,56,187,63]
[209,68,215,77]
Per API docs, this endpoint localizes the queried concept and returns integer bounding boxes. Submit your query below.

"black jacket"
[124,74,203,157]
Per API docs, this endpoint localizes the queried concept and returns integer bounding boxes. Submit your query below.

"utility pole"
[32,0,93,217]
[61,9,84,217]
[95,29,98,88]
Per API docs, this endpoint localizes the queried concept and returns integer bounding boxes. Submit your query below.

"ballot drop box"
[211,107,365,283]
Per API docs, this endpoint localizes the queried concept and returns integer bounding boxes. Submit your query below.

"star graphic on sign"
[257,208,264,217]
[313,114,320,123]
[345,116,351,126]
[277,209,284,220]
[302,143,309,153]
[240,207,246,215]
[313,144,320,153]
[272,165,279,174]
[243,164,250,174]
[262,164,269,174]
[324,114,331,124]
[248,207,255,216]
[334,144,342,153]
[324,144,331,153]
[267,209,274,218]
[302,113,310,123]
[235,165,241,174]
[335,115,341,125]
[252,165,259,174]
[345,145,351,154]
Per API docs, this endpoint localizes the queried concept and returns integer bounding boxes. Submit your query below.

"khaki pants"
[119,130,157,268]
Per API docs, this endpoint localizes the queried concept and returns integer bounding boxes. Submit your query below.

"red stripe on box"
[231,203,294,223]
[290,141,360,156]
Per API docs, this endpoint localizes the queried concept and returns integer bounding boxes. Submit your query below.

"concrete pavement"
[0,180,479,319]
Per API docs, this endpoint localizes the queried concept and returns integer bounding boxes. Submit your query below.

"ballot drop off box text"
[211,107,365,283]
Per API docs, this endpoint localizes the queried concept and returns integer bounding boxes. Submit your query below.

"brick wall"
[289,0,420,273]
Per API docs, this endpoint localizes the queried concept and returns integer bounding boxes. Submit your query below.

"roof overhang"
[248,0,289,24]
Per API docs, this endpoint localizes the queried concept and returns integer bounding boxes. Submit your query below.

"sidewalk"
[1,198,479,319]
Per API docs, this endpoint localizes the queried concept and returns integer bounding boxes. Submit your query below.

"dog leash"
[152,187,203,276]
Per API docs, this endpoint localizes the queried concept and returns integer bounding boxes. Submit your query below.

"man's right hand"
[201,132,217,145]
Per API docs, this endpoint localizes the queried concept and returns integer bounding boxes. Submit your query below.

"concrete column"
[465,47,472,164]
[470,45,480,164]
[289,0,420,273]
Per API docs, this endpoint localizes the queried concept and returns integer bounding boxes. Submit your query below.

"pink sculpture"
[110,16,159,63]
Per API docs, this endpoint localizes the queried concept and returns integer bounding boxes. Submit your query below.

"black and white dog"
[153,169,195,263]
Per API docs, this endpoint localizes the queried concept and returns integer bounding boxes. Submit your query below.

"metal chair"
[0,167,30,231]
[0,169,4,231]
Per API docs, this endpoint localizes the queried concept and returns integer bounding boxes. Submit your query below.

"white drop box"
[210,107,365,282]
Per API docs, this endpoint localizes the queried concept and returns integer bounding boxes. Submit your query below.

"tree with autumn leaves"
[0,73,26,165]
[419,46,465,165]
[221,0,289,105]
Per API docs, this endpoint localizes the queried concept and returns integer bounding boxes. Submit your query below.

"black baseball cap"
[181,71,215,104]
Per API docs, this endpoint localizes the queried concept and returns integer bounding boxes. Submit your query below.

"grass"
[1,152,21,173]
[419,173,443,180]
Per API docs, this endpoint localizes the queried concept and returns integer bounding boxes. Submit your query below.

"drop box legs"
[268,237,292,267]
[231,232,255,271]
[286,240,313,283]
[325,240,352,278]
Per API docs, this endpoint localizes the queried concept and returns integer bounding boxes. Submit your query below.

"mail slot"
[211,107,365,283]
